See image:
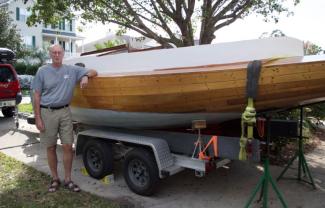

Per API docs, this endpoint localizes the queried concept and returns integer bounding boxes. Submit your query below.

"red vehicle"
[0,48,21,117]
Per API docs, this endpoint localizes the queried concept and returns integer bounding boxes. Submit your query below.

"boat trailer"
[74,120,260,196]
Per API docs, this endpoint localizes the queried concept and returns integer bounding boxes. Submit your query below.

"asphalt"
[1,112,325,208]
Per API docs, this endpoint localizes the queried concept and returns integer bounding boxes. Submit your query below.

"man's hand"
[35,116,45,131]
[80,76,88,89]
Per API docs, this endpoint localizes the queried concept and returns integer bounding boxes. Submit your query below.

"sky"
[77,0,325,49]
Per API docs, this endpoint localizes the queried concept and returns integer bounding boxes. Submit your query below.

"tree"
[0,8,24,57]
[259,29,286,38]
[23,47,49,65]
[26,0,300,48]
[94,39,125,50]
[304,41,323,55]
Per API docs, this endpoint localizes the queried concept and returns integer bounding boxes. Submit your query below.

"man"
[33,44,97,192]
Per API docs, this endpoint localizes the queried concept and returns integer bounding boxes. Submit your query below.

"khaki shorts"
[40,107,73,147]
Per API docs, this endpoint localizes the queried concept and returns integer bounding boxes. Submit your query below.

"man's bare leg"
[62,143,73,182]
[47,145,59,180]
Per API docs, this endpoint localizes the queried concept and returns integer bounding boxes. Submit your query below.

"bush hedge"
[14,62,41,75]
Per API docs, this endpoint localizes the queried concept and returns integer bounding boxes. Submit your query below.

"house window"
[65,21,70,32]
[16,7,19,21]
[58,19,65,30]
[69,20,73,31]
[32,36,36,48]
[62,19,65,30]
[70,42,73,52]
[17,8,30,22]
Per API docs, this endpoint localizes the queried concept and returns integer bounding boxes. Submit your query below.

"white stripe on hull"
[71,107,241,129]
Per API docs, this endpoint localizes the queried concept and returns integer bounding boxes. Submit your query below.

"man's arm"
[80,69,98,89]
[33,90,45,131]
[85,69,98,78]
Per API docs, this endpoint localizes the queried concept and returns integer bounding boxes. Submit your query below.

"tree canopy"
[304,41,323,55]
[27,0,300,48]
[0,8,24,56]
[94,39,125,50]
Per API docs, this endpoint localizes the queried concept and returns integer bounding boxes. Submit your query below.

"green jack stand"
[244,117,288,208]
[277,106,316,188]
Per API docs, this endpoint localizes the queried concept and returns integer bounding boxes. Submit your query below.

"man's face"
[50,46,64,65]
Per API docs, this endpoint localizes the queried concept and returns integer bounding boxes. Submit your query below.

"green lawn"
[0,152,120,208]
[18,103,33,114]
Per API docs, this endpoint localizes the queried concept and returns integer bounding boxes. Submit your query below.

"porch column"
[69,38,72,57]
[82,39,84,53]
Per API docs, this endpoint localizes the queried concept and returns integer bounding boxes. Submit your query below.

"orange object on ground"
[198,136,218,160]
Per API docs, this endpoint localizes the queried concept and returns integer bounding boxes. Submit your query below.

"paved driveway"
[1,116,325,208]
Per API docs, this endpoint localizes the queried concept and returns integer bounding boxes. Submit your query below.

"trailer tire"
[2,107,14,117]
[82,139,113,179]
[124,148,159,196]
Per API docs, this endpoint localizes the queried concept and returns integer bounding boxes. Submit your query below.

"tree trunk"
[199,21,216,45]
[200,32,215,45]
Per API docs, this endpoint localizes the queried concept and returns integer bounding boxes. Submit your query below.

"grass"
[0,152,120,208]
[18,103,33,114]
[21,89,31,96]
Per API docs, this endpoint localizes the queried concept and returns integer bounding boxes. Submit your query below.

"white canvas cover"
[64,37,304,74]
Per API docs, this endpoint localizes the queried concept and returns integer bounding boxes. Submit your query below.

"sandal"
[64,181,81,192]
[48,179,60,193]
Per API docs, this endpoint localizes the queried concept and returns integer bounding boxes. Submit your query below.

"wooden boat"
[64,37,325,129]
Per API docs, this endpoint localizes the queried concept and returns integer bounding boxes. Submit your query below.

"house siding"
[2,0,83,57]
[7,0,43,49]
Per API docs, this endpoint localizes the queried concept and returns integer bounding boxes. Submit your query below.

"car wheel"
[2,107,14,117]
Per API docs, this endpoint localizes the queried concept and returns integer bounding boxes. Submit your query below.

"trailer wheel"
[124,148,159,196]
[82,139,113,179]
[2,107,14,117]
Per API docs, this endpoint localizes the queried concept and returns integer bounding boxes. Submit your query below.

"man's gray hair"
[49,44,64,53]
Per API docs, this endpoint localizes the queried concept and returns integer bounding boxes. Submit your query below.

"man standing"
[33,44,97,192]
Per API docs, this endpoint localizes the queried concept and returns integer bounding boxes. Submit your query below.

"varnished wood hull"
[63,37,325,129]
[69,55,325,129]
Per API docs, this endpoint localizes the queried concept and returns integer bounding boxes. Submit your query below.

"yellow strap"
[239,98,256,160]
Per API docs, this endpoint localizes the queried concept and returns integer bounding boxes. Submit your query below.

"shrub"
[13,62,40,75]
[25,63,40,75]
[13,62,27,75]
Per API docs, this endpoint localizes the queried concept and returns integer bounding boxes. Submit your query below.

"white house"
[0,0,84,57]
